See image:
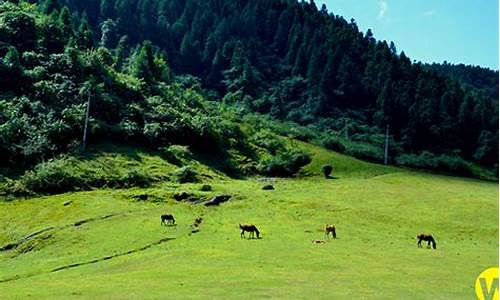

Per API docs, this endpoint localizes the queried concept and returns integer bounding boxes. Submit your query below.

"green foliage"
[7,155,155,195]
[321,136,346,153]
[200,184,212,191]
[258,149,312,177]
[174,166,199,183]
[119,169,151,188]
[250,129,285,155]
[344,143,384,163]
[396,152,473,176]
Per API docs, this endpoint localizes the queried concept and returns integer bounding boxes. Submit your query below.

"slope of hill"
[0,142,497,299]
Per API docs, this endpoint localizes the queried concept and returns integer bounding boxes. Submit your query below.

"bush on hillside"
[321,164,333,178]
[250,129,285,155]
[19,157,85,194]
[174,166,199,183]
[4,156,156,195]
[120,169,152,188]
[258,149,311,177]
[200,184,212,191]
[321,136,346,153]
[159,145,192,164]
[345,143,384,163]
[396,152,473,176]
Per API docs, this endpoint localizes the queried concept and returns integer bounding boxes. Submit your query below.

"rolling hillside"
[1,143,497,299]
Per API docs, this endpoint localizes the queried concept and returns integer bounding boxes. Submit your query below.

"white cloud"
[378,1,388,20]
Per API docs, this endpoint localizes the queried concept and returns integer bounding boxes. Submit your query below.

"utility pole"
[82,90,90,152]
[384,124,390,165]
[344,119,349,140]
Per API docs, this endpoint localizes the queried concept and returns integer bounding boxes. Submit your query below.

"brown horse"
[161,214,175,226]
[239,224,260,239]
[417,234,436,249]
[325,224,336,238]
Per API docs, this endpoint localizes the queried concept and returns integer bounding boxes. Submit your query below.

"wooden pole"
[82,90,90,152]
[384,124,389,165]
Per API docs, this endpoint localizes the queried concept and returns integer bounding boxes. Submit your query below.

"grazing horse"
[417,234,437,249]
[161,214,175,226]
[325,224,336,238]
[239,224,260,239]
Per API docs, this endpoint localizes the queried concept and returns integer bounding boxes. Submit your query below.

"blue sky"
[320,0,499,70]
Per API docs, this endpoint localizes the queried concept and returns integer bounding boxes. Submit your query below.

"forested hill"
[425,62,499,104]
[0,0,497,185]
[54,0,498,167]
[0,0,314,183]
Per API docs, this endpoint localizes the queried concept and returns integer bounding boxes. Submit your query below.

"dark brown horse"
[417,234,436,249]
[161,214,175,226]
[325,224,336,238]
[240,224,260,239]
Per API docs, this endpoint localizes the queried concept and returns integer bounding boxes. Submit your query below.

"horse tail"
[332,227,336,239]
[254,227,260,238]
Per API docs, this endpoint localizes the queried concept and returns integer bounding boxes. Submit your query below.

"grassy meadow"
[0,143,498,299]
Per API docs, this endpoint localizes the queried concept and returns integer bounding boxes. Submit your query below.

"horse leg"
[241,230,245,238]
[417,239,421,247]
[427,240,431,248]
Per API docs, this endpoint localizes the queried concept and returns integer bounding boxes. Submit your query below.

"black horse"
[161,214,175,226]
[417,234,437,249]
[239,224,260,239]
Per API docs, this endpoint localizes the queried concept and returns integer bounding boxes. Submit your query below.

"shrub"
[345,143,383,163]
[160,145,191,164]
[321,164,333,178]
[250,129,285,155]
[10,156,156,195]
[174,166,199,183]
[258,149,311,177]
[396,152,473,176]
[322,137,346,153]
[435,155,473,176]
[120,169,151,188]
[200,184,212,191]
[396,152,438,169]
[19,157,83,194]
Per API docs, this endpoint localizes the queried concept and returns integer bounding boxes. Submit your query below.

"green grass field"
[0,143,498,299]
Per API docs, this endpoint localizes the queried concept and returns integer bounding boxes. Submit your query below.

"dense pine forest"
[64,0,499,165]
[0,0,498,195]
